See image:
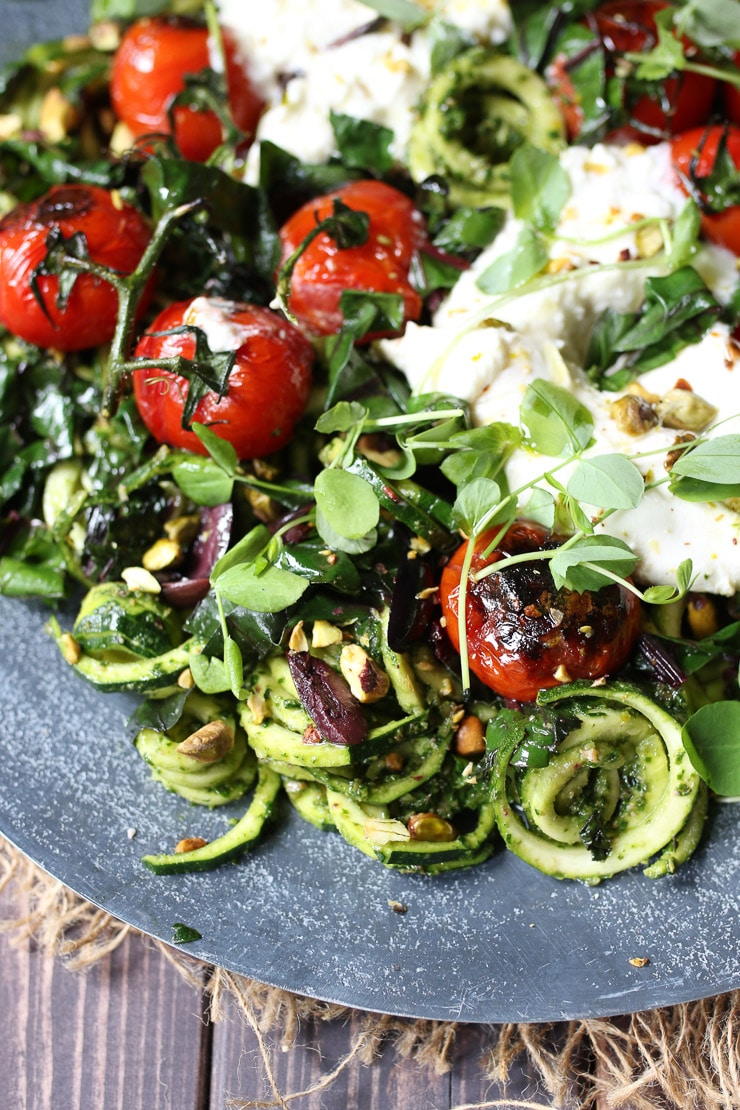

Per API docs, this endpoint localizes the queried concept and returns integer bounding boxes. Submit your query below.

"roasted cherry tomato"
[110,17,263,162]
[438,521,641,703]
[549,1,716,143]
[0,184,152,351]
[132,297,313,459]
[671,126,740,254]
[277,180,426,339]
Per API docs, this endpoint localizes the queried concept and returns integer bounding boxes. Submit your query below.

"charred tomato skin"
[0,184,152,351]
[110,16,263,161]
[671,125,740,254]
[132,298,314,460]
[438,521,642,703]
[277,179,427,340]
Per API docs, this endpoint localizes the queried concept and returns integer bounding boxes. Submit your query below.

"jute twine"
[1,834,738,1110]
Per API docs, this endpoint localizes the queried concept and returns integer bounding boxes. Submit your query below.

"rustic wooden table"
[1,874,563,1110]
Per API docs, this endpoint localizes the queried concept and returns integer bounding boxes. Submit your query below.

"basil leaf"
[429,17,474,74]
[510,145,571,234]
[586,268,720,390]
[546,21,608,142]
[566,454,644,511]
[613,270,719,351]
[667,200,701,269]
[682,702,740,796]
[520,380,594,457]
[669,476,740,502]
[432,205,505,256]
[330,111,394,173]
[91,0,203,18]
[192,423,238,476]
[476,225,549,295]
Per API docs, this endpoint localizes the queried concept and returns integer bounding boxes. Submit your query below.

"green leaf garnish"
[566,454,644,512]
[510,145,571,234]
[682,702,740,796]
[314,469,380,539]
[549,535,638,591]
[475,225,549,295]
[520,380,594,457]
[172,922,203,945]
[669,434,740,484]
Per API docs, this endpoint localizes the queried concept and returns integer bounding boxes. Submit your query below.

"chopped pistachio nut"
[177,668,195,689]
[610,394,658,436]
[177,720,235,763]
[311,620,343,648]
[0,113,22,140]
[686,594,719,639]
[164,514,201,545]
[634,223,664,258]
[175,837,208,854]
[39,87,80,141]
[60,632,82,665]
[407,812,456,842]
[142,537,183,572]
[121,566,161,594]
[362,816,410,844]
[246,691,267,725]
[454,714,486,757]
[656,388,718,433]
[89,20,121,50]
[340,644,390,703]
[289,621,309,653]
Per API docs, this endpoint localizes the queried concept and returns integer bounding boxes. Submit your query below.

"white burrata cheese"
[217,0,512,168]
[381,142,740,594]
[183,296,250,350]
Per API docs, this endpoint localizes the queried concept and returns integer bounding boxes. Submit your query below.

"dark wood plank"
[0,879,209,1110]
[208,988,580,1108]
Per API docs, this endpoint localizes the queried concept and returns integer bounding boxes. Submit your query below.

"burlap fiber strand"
[2,833,738,1110]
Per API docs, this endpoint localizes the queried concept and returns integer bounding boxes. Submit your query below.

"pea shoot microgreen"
[626,6,740,91]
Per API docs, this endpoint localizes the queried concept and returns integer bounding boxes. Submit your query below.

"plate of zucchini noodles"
[0,0,738,1022]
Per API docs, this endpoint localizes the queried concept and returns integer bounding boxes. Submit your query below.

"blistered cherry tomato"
[549,1,715,143]
[277,180,426,339]
[671,126,740,254]
[132,297,313,459]
[438,521,641,703]
[110,17,263,162]
[0,184,152,351]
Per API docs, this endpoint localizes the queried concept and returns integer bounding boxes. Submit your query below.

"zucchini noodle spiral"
[490,681,707,882]
[408,48,566,205]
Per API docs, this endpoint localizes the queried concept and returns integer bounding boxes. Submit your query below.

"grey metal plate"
[1,597,738,1023]
[0,1,739,1024]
